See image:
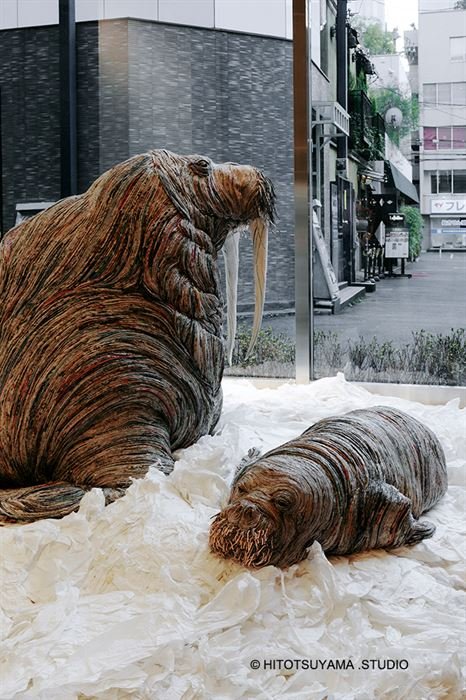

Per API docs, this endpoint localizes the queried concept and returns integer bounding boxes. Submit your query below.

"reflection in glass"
[452,82,466,105]
[439,171,452,193]
[453,170,466,193]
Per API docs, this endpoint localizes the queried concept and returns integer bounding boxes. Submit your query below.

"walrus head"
[150,150,276,361]
[209,461,315,569]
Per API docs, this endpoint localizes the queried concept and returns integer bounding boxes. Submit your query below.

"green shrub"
[227,325,465,386]
[400,329,466,384]
[348,329,465,384]
[401,205,423,260]
[231,325,295,367]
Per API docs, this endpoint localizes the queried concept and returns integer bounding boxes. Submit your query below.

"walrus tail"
[0,482,88,525]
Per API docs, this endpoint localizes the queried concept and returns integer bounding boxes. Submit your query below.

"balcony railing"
[349,90,385,161]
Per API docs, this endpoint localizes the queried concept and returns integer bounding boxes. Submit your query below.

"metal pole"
[0,87,4,236]
[336,0,348,161]
[293,0,313,383]
[59,0,77,197]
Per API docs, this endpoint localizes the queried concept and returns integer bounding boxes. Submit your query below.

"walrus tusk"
[222,231,240,366]
[223,217,268,365]
[246,217,268,359]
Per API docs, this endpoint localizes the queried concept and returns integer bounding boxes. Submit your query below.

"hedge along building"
[0,0,295,314]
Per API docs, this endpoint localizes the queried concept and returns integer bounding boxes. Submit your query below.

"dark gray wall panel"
[126,21,294,309]
[0,23,101,232]
[0,19,294,310]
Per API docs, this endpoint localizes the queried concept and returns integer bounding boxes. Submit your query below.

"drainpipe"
[59,0,78,197]
[336,0,348,162]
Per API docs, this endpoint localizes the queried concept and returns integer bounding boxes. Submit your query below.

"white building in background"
[419,0,459,10]
[348,0,385,26]
[418,2,466,248]
[371,54,412,96]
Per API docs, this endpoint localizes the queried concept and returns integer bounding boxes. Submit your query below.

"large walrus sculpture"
[0,150,275,523]
[209,407,448,568]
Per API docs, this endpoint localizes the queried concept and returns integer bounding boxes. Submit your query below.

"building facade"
[418,2,466,248]
[0,0,424,314]
[0,2,295,312]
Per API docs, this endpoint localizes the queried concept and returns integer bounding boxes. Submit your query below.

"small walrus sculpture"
[209,407,448,568]
[0,150,275,523]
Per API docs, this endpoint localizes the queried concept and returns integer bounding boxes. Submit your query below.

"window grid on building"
[450,36,466,62]
[429,170,466,194]
[423,126,466,150]
[422,82,466,106]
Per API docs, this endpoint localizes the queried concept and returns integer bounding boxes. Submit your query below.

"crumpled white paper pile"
[1,375,465,699]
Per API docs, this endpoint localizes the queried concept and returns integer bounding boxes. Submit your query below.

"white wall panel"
[214,0,287,38]
[76,0,104,22]
[1,0,295,35]
[18,0,58,27]
[285,0,292,39]
[159,0,214,28]
[0,0,18,29]
[103,0,157,21]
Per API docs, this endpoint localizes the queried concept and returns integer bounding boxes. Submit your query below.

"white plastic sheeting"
[1,375,465,699]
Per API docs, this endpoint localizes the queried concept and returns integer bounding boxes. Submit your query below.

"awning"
[386,163,419,203]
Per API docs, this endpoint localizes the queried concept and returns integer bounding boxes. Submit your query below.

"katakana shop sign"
[430,199,466,214]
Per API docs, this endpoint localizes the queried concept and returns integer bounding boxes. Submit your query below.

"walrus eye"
[274,493,293,510]
[189,159,211,177]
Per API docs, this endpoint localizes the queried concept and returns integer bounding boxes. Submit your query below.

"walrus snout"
[226,500,263,529]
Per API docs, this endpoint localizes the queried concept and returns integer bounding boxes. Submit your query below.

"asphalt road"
[264,251,466,346]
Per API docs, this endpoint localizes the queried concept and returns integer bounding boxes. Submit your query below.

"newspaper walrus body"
[0,150,275,523]
[210,406,448,568]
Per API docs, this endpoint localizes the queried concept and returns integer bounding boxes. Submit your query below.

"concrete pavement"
[264,251,466,345]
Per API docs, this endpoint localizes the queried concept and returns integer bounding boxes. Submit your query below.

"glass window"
[311,0,321,65]
[423,126,437,149]
[438,126,452,149]
[423,83,436,104]
[437,83,451,104]
[450,36,466,62]
[453,170,466,193]
[452,126,466,149]
[452,82,466,105]
[438,171,452,193]
[1,0,465,402]
[320,1,329,75]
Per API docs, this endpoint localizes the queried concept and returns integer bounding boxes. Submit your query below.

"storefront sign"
[431,199,466,214]
[387,212,405,227]
[431,217,466,236]
[438,218,466,228]
[385,228,409,258]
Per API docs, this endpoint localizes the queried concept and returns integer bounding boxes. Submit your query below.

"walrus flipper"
[361,482,436,552]
[0,482,87,524]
